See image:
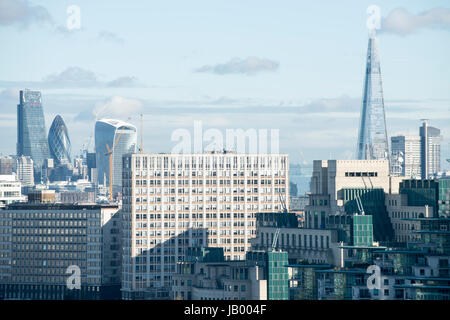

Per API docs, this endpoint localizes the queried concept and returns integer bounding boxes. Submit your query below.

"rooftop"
[5,203,119,210]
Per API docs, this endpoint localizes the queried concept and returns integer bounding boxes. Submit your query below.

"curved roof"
[96,118,136,130]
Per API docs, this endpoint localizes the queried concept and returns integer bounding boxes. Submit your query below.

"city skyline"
[0,1,449,168]
[1,0,450,304]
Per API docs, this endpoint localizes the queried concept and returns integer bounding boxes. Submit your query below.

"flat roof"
[5,203,119,210]
[286,264,332,268]
[402,218,450,221]
[403,276,450,281]
[339,245,387,250]
[394,284,450,290]
[373,250,425,254]
[413,231,450,234]
[315,269,366,274]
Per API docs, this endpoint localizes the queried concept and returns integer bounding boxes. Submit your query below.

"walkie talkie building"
[95,119,137,193]
[356,32,389,161]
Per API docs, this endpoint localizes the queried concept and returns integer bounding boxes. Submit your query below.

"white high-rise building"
[121,152,289,299]
[420,121,442,179]
[391,135,421,178]
[16,155,34,187]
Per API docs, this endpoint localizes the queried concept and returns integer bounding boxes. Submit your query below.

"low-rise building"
[386,193,433,243]
[0,203,122,300]
[170,248,289,300]
[57,191,96,204]
[0,175,25,208]
[27,189,56,204]
[250,211,341,266]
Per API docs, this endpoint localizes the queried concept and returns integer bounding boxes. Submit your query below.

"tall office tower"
[95,119,137,194]
[0,157,15,175]
[16,89,50,173]
[48,115,71,165]
[356,32,389,161]
[391,135,421,178]
[0,203,122,300]
[420,121,442,179]
[16,155,34,187]
[121,152,289,299]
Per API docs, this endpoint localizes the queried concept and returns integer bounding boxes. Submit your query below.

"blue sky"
[0,0,449,181]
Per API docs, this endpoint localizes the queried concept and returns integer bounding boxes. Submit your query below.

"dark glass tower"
[356,32,389,161]
[48,115,72,165]
[17,89,50,173]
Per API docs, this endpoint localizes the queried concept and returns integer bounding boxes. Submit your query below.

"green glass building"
[438,178,450,217]
[246,250,289,300]
[353,214,374,247]
[267,251,289,300]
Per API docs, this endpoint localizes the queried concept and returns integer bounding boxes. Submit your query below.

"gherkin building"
[48,115,71,165]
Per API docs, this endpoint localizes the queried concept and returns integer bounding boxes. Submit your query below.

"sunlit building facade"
[16,155,34,187]
[121,152,289,299]
[391,135,421,178]
[420,121,442,179]
[94,119,137,194]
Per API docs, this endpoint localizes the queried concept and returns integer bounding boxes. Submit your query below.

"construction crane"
[299,148,308,166]
[105,130,124,201]
[278,191,288,214]
[272,228,281,251]
[139,113,144,154]
[355,195,365,216]
[269,187,288,251]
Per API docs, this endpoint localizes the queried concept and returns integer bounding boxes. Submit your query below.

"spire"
[356,32,389,161]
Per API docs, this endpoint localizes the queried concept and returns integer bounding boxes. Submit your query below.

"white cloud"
[381,7,450,36]
[0,0,52,28]
[43,67,98,88]
[97,30,125,45]
[93,96,143,119]
[106,76,143,88]
[0,67,145,88]
[195,57,279,76]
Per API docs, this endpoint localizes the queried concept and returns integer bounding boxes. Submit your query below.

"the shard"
[356,31,389,161]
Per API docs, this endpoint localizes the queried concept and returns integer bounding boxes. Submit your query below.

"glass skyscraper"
[17,89,50,173]
[94,119,137,192]
[356,32,389,161]
[420,121,442,179]
[48,115,72,165]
